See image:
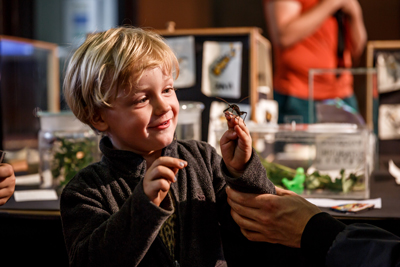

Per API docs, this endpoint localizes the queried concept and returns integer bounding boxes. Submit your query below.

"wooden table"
[322,170,400,236]
[0,170,398,265]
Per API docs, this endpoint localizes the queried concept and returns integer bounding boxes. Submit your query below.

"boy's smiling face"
[95,67,179,157]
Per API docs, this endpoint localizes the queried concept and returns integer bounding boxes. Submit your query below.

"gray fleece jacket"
[60,136,275,267]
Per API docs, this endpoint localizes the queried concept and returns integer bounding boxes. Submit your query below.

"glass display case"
[308,68,378,132]
[215,122,376,199]
[0,35,59,151]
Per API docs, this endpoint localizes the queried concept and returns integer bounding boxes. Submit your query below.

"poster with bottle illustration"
[164,36,196,88]
[201,41,242,98]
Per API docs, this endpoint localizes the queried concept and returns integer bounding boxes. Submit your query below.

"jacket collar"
[99,136,178,175]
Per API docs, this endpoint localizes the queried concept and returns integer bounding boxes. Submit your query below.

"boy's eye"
[164,87,176,94]
[134,97,148,105]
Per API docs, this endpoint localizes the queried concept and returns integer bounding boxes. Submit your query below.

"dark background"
[1,0,399,62]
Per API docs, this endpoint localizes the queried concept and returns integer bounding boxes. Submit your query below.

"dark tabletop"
[1,170,399,219]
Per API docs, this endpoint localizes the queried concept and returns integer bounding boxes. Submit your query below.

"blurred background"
[1,0,399,159]
[1,0,399,59]
[0,1,399,266]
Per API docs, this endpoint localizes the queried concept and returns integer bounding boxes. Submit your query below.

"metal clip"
[0,150,5,163]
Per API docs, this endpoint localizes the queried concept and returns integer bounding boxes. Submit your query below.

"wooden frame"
[0,35,60,112]
[366,40,400,101]
[367,40,400,101]
[153,26,273,124]
[366,40,400,67]
[366,40,400,116]
[366,40,400,156]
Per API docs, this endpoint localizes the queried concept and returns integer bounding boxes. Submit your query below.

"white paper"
[378,104,400,140]
[255,99,278,124]
[165,36,196,88]
[388,160,400,185]
[14,189,58,202]
[305,198,382,209]
[15,173,41,186]
[376,52,400,93]
[202,41,242,98]
[314,134,365,170]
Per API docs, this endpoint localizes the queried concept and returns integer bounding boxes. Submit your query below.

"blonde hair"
[63,26,179,130]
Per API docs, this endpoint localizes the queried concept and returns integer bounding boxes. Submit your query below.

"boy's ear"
[91,111,109,132]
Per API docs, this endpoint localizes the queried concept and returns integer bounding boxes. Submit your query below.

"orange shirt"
[266,0,353,100]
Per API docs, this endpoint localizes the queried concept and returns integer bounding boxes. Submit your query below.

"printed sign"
[201,41,242,98]
[314,134,365,170]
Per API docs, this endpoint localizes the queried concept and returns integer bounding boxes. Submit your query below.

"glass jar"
[38,111,100,194]
[176,101,204,141]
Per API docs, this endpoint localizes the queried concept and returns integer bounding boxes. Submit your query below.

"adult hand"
[226,186,321,248]
[219,112,252,178]
[143,157,187,207]
[0,164,16,206]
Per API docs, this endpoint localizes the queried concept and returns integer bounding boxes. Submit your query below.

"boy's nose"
[153,97,171,115]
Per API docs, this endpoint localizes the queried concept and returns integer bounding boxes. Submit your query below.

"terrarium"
[38,111,100,194]
[215,122,376,199]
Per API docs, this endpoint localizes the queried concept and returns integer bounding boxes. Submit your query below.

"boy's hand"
[143,157,187,207]
[220,112,252,178]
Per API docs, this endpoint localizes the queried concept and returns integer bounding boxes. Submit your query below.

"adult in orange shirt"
[264,0,367,123]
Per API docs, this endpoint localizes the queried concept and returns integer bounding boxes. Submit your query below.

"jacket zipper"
[157,235,178,267]
[158,186,180,267]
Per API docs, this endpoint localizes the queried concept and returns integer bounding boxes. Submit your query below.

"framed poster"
[201,41,243,99]
[366,40,400,156]
[154,27,273,142]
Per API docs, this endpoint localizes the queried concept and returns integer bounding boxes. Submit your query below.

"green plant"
[258,154,362,193]
[51,137,97,191]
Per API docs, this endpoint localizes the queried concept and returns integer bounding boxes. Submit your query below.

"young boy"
[61,26,276,267]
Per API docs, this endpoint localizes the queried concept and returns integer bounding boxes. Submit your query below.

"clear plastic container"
[38,111,100,194]
[176,101,204,141]
[215,122,376,199]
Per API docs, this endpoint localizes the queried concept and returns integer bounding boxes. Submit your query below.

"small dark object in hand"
[216,97,248,124]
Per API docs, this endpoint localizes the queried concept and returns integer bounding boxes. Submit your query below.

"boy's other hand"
[220,112,252,178]
[143,157,187,207]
